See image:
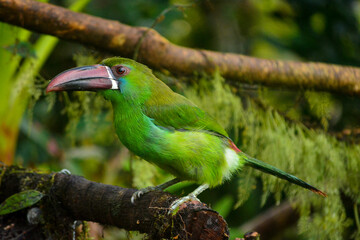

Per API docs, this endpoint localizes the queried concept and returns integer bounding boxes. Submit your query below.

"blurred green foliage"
[2,0,360,239]
[0,0,91,166]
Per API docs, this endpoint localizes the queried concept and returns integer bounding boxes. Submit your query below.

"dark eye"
[116,66,126,75]
[111,65,130,77]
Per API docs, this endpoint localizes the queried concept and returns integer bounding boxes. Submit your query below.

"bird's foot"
[168,194,200,214]
[168,183,209,215]
[131,178,181,204]
[131,186,161,204]
[58,169,71,175]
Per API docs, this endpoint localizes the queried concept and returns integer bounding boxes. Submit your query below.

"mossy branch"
[0,0,360,96]
[0,166,230,240]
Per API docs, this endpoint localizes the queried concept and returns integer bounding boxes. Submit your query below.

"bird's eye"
[111,65,130,77]
[116,66,126,75]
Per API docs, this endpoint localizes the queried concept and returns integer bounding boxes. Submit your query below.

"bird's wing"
[143,79,229,138]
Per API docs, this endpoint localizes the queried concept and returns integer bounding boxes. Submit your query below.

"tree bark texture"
[0,167,229,240]
[0,0,360,96]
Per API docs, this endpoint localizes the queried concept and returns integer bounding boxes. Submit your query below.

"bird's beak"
[46,64,118,93]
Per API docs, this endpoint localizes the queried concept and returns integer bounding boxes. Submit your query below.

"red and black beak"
[46,64,118,93]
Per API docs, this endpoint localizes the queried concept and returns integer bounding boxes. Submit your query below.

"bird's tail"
[238,152,327,197]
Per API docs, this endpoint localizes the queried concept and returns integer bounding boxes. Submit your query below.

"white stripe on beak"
[105,66,119,90]
[111,79,119,89]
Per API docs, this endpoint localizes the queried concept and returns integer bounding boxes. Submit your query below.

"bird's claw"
[131,186,158,204]
[59,169,71,175]
[131,190,144,204]
[168,194,200,215]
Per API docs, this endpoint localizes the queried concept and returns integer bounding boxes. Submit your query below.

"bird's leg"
[168,184,209,214]
[131,178,181,204]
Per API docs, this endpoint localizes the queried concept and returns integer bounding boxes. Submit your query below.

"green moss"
[305,91,338,130]
[182,72,359,239]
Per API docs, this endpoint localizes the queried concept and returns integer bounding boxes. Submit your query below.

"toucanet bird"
[46,57,326,211]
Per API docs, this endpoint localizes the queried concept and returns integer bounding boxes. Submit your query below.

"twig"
[239,202,298,238]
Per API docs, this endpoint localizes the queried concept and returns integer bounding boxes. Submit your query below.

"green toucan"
[46,57,326,210]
